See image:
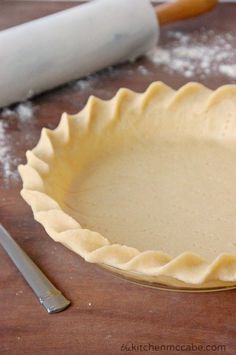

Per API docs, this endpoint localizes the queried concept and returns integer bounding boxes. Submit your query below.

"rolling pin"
[0,0,217,108]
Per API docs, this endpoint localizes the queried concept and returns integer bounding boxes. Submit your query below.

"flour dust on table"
[0,120,20,184]
[1,101,35,122]
[147,28,236,80]
[0,101,36,186]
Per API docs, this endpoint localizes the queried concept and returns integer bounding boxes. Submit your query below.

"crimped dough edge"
[18,82,236,288]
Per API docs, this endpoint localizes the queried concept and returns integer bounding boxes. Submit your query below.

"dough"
[19,82,236,288]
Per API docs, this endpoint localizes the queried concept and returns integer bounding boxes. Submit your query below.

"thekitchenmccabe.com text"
[120,342,226,352]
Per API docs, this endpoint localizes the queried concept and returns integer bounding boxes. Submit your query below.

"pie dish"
[19,82,236,290]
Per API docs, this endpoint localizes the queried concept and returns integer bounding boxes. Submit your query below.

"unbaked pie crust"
[19,82,236,289]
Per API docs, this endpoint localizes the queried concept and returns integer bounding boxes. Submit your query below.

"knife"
[0,224,70,314]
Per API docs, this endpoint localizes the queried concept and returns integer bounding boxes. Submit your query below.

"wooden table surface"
[0,2,236,355]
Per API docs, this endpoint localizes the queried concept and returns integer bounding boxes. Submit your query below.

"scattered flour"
[219,64,236,79]
[0,101,36,185]
[147,28,236,79]
[73,78,95,90]
[15,290,23,296]
[72,66,119,91]
[1,108,13,118]
[16,101,35,122]
[137,65,150,76]
[1,101,35,122]
[0,120,21,184]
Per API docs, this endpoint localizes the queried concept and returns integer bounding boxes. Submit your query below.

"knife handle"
[156,0,218,26]
[0,224,70,313]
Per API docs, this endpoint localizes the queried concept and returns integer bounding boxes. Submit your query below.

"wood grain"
[0,2,236,354]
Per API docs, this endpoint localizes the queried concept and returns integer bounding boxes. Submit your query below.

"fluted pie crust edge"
[19,82,236,288]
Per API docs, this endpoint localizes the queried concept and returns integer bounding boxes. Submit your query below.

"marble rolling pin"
[0,0,217,108]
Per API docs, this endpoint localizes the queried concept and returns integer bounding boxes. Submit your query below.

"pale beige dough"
[19,82,236,288]
[63,138,236,261]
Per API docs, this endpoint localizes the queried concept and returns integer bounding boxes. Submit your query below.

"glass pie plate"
[19,82,236,292]
[100,264,236,292]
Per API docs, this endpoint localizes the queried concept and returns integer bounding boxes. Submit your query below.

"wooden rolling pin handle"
[156,0,218,26]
